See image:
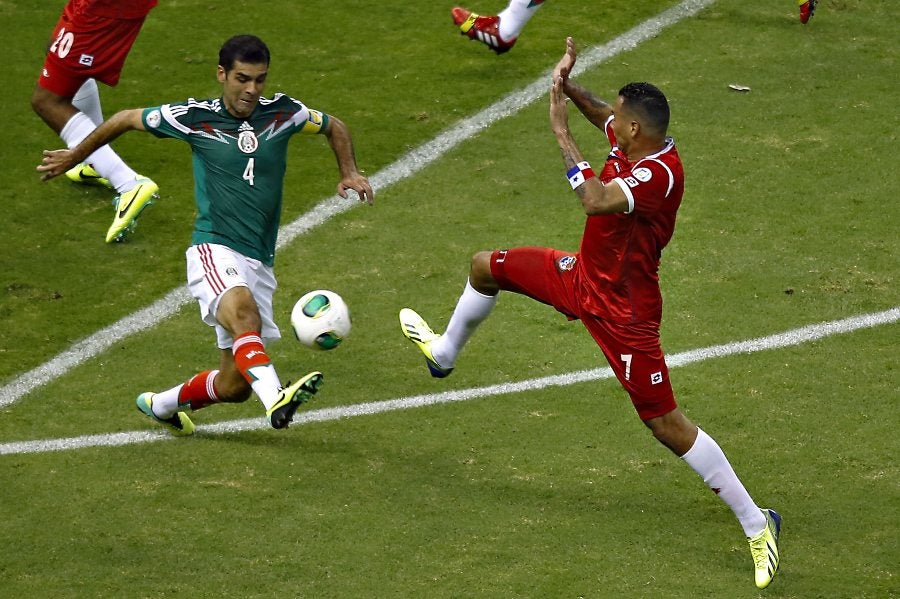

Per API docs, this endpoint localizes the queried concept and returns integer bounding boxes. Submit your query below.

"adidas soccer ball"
[290,290,351,350]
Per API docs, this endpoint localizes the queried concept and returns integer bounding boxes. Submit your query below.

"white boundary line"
[2,307,897,456]
[0,0,716,409]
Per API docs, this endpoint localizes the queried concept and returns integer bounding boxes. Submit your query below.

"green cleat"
[106,177,158,243]
[748,508,782,589]
[399,308,453,378]
[267,371,324,429]
[65,162,111,188]
[136,392,194,436]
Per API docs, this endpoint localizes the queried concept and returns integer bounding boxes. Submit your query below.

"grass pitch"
[1,1,898,597]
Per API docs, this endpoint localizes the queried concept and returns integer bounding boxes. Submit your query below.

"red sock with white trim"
[232,332,282,409]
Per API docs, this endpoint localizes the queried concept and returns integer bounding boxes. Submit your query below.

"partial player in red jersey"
[452,0,816,55]
[400,37,782,589]
[31,0,160,242]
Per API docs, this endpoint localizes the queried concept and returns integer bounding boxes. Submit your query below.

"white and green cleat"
[136,392,194,436]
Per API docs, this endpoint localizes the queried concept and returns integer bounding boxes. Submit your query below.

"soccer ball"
[290,290,351,350]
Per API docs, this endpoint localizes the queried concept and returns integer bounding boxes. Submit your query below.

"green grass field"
[2,0,898,597]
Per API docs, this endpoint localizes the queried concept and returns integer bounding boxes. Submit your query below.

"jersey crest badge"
[557,255,577,271]
[237,122,258,154]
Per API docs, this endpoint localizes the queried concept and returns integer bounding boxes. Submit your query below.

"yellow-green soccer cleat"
[65,162,112,188]
[106,177,158,243]
[399,307,453,378]
[267,371,325,429]
[136,392,195,436]
[748,508,782,589]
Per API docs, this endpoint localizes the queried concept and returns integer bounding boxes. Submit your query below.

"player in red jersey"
[452,0,816,55]
[400,37,782,589]
[31,0,160,242]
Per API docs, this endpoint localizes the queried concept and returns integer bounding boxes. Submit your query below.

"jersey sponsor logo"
[633,167,653,182]
[146,109,162,129]
[237,129,259,154]
[557,255,577,271]
[78,54,94,67]
[307,110,323,127]
[650,371,663,385]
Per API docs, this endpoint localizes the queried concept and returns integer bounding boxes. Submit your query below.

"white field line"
[1,307,897,456]
[0,0,715,409]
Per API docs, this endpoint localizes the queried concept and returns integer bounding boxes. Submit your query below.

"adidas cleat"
[136,392,195,436]
[267,371,324,429]
[452,7,517,54]
[399,308,453,378]
[65,163,111,188]
[106,177,158,243]
[748,508,782,589]
[799,0,817,24]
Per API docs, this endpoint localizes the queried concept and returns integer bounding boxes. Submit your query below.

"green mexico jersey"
[142,94,328,265]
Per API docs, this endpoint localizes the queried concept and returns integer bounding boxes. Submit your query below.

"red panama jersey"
[67,0,157,20]
[574,115,685,324]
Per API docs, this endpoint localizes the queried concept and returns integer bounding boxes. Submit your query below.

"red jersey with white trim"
[66,0,157,20]
[574,115,684,324]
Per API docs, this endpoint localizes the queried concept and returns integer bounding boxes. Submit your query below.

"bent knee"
[469,251,498,294]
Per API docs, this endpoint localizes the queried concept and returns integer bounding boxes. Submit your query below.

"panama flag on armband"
[567,161,595,189]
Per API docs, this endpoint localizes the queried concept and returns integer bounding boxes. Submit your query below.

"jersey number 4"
[243,158,255,186]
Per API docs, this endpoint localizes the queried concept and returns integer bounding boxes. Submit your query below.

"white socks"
[59,111,139,193]
[498,0,545,40]
[246,364,284,410]
[681,428,767,537]
[71,78,103,125]
[432,280,498,368]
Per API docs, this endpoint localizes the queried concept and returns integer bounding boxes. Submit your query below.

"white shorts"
[186,243,281,349]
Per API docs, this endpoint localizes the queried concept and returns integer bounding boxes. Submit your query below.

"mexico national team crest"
[237,123,258,154]
[557,255,577,271]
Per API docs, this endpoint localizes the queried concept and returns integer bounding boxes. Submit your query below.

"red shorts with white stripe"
[489,247,676,420]
[38,10,147,96]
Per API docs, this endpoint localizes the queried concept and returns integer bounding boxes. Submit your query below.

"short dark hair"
[618,82,670,137]
[219,35,270,72]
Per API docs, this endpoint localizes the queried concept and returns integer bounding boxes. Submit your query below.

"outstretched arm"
[550,76,628,216]
[322,115,374,204]
[37,109,146,181]
[552,37,613,130]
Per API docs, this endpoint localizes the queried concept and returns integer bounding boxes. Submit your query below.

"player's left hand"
[338,174,374,205]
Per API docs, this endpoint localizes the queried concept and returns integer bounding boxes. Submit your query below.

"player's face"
[611,96,637,155]
[218,60,268,119]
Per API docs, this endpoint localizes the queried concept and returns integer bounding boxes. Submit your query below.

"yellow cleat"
[106,177,158,243]
[136,392,194,436]
[267,371,324,429]
[748,508,782,589]
[399,307,453,378]
[65,163,111,188]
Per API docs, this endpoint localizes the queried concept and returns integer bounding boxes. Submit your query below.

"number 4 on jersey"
[243,158,255,186]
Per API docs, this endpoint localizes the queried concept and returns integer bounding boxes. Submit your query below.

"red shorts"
[38,10,147,96]
[489,247,676,420]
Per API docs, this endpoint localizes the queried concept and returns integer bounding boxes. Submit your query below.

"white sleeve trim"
[613,178,635,214]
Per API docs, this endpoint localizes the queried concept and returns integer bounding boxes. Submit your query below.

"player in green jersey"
[38,34,374,433]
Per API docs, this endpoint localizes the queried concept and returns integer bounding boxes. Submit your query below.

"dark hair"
[219,35,271,72]
[618,82,669,137]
